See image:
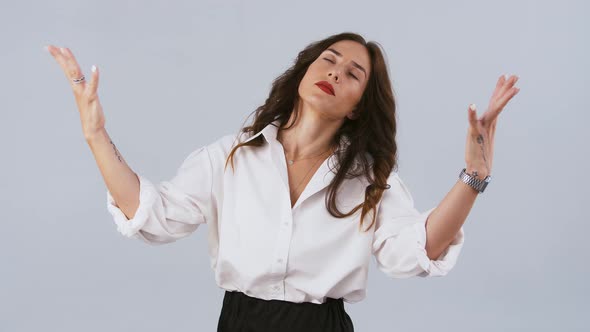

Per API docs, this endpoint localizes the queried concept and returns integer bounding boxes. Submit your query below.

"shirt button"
[283,221,289,226]
[277,258,283,263]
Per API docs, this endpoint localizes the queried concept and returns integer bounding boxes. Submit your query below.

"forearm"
[424,179,478,260]
[86,128,140,220]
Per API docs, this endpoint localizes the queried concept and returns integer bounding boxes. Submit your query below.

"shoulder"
[203,130,251,166]
[207,132,239,152]
[381,171,415,207]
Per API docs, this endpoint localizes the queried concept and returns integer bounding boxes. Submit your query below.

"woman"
[46,32,519,331]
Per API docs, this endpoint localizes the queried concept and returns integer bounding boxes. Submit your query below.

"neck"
[277,101,342,159]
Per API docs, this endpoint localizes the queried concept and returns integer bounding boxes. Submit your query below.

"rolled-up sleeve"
[106,146,214,245]
[371,172,465,278]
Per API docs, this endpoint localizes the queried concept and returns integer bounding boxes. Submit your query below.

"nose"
[328,72,339,83]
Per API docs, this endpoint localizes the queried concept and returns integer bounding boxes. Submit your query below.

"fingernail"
[60,47,66,54]
[91,65,96,72]
[469,104,476,111]
[504,74,509,80]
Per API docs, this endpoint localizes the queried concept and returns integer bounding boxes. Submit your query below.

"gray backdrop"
[2,0,588,331]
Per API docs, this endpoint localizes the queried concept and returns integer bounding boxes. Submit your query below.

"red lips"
[315,81,335,96]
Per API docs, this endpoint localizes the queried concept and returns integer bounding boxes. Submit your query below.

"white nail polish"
[469,104,476,111]
[91,65,96,72]
[60,47,65,54]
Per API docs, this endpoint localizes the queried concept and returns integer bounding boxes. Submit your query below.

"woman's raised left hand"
[464,74,520,178]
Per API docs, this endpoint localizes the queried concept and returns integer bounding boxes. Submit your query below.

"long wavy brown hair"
[224,32,398,232]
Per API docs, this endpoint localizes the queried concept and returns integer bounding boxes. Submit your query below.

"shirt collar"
[243,119,351,151]
[239,119,363,210]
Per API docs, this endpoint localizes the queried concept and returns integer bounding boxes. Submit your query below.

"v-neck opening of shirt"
[262,120,343,211]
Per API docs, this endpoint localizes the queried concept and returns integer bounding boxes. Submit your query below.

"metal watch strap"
[459,168,491,193]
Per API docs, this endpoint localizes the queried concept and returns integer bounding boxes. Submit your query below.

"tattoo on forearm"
[109,139,123,163]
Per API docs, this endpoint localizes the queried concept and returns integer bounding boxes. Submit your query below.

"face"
[297,40,371,121]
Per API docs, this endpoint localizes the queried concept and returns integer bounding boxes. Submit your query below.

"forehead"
[323,40,370,70]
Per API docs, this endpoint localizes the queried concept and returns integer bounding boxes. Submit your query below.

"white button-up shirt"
[106,120,465,304]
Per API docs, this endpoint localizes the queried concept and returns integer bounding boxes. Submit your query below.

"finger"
[59,47,86,91]
[46,45,69,72]
[485,76,518,122]
[47,45,84,92]
[468,104,479,131]
[483,83,520,129]
[490,74,506,101]
[469,104,488,139]
[497,86,520,109]
[481,107,500,127]
[86,64,99,98]
[497,74,519,101]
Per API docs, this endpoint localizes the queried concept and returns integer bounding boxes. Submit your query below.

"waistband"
[223,290,345,309]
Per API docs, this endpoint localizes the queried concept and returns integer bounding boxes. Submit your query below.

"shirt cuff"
[106,174,158,238]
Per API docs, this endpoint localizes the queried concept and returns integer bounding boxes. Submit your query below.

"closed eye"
[322,58,358,80]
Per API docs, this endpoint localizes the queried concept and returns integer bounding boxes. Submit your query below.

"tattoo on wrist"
[109,139,123,163]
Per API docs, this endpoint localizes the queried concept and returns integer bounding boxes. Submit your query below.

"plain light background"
[1,0,588,331]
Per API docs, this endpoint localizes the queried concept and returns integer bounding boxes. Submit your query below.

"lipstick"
[315,81,335,96]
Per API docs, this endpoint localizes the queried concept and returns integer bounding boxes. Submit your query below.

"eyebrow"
[325,48,367,78]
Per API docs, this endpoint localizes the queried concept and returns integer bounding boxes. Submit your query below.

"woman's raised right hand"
[47,45,105,140]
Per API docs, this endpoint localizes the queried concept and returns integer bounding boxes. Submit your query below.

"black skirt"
[217,290,354,332]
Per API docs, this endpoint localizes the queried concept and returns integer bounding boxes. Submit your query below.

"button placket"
[273,215,292,273]
[270,212,292,298]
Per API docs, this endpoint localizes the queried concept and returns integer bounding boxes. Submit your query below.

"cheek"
[341,84,364,104]
[298,77,314,98]
[304,62,321,78]
[299,66,317,93]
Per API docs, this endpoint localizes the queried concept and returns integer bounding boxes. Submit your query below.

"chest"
[285,156,330,208]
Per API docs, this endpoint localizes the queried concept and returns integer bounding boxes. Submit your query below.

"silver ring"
[72,75,85,84]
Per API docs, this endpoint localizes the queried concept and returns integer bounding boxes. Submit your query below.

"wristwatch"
[459,168,492,193]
